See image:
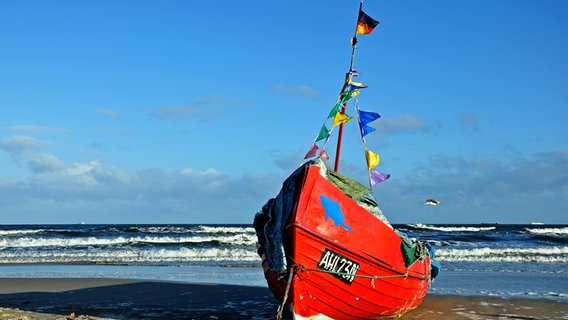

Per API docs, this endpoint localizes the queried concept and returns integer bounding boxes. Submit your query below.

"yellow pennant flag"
[348,81,367,89]
[332,112,354,127]
[365,150,379,170]
[341,89,360,102]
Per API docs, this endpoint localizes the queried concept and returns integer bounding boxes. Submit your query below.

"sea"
[0,223,567,303]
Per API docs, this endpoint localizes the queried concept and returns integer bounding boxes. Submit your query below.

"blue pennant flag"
[359,110,381,137]
[360,123,376,136]
[359,110,381,126]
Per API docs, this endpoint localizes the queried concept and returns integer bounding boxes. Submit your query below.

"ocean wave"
[107,225,257,235]
[193,225,255,234]
[0,247,261,264]
[437,246,568,263]
[0,229,44,236]
[0,234,258,248]
[94,225,193,234]
[523,227,568,236]
[410,224,496,232]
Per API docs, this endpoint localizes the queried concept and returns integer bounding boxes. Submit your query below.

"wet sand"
[0,278,566,319]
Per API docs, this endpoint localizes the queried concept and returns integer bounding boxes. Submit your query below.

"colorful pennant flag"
[349,68,360,76]
[332,112,354,127]
[365,149,379,170]
[328,102,341,119]
[304,143,318,159]
[369,170,390,186]
[356,9,379,35]
[319,149,330,162]
[341,89,360,101]
[359,110,381,137]
[348,81,368,91]
[316,126,329,142]
[360,123,376,137]
[359,110,381,125]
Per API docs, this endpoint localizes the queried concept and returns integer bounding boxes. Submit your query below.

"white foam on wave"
[0,229,44,236]
[524,227,568,236]
[411,224,496,232]
[437,246,568,263]
[544,292,568,299]
[193,225,256,234]
[138,226,194,233]
[0,233,258,248]
[107,225,256,234]
[0,246,261,264]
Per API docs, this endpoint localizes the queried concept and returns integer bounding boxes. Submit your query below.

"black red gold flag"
[356,9,379,35]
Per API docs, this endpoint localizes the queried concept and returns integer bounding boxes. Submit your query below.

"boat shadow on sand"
[0,280,280,320]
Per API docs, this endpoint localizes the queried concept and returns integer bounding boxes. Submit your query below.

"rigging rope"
[275,266,295,320]
[273,263,428,319]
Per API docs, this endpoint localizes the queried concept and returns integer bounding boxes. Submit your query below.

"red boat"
[257,159,434,319]
[254,3,438,319]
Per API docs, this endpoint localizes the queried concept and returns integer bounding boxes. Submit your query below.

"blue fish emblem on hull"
[320,195,352,231]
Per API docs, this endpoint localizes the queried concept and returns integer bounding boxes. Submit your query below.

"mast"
[334,1,362,172]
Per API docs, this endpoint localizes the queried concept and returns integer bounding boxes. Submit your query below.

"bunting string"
[303,65,389,188]
[303,5,386,187]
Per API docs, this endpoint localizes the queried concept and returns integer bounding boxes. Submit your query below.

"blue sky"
[1,0,566,224]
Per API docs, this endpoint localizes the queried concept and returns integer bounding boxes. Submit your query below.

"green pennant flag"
[341,89,360,101]
[327,102,341,119]
[316,126,329,142]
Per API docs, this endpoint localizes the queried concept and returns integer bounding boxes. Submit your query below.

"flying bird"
[424,199,442,206]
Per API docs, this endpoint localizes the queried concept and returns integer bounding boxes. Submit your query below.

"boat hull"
[262,164,431,319]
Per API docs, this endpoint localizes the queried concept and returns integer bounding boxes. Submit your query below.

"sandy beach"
[0,278,566,320]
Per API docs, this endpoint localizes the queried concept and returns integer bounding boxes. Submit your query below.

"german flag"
[356,9,379,35]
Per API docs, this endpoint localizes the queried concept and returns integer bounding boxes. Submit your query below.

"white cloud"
[151,96,251,122]
[96,127,133,136]
[95,109,120,118]
[152,106,199,121]
[273,84,320,99]
[2,125,71,134]
[377,150,568,224]
[179,167,223,177]
[375,113,428,135]
[28,153,63,173]
[1,130,565,224]
[0,146,281,223]
[0,135,62,173]
[458,112,480,132]
[0,135,40,155]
